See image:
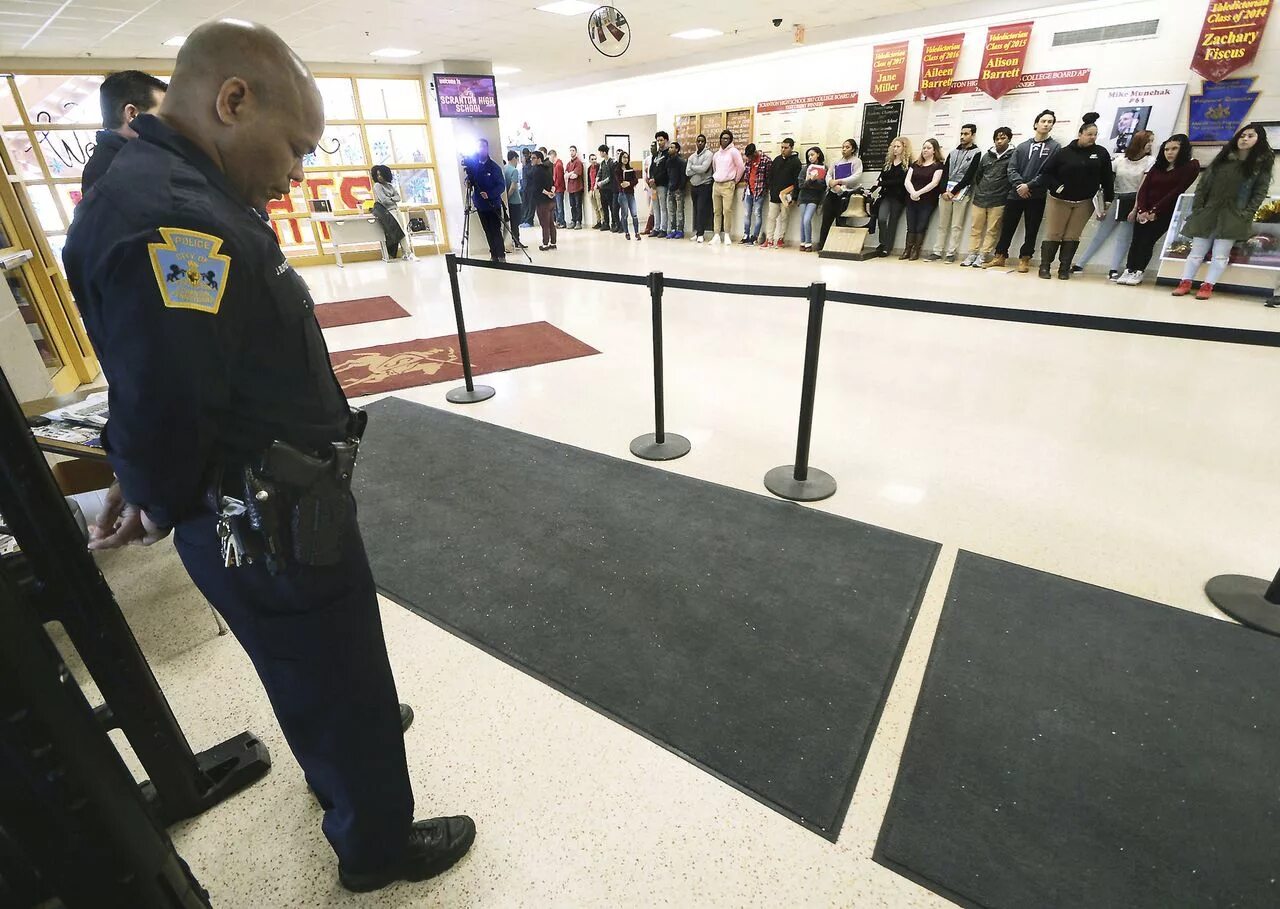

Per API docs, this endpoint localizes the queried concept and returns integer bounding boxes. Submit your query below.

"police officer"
[62,20,475,894]
[81,70,168,193]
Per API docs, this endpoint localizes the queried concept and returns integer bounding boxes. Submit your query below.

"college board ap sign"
[434,74,499,118]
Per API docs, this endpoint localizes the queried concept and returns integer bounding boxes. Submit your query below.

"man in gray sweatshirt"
[685,134,714,242]
[989,109,1061,272]
[928,124,982,261]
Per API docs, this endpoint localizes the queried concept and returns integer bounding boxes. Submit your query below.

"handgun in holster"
[255,436,360,570]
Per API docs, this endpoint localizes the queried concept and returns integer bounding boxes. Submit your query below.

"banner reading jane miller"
[978,22,1034,100]
[1190,0,1272,83]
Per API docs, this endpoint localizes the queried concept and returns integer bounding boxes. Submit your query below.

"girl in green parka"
[1173,122,1274,300]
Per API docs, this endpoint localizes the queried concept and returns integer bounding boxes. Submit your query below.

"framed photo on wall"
[1093,84,1187,155]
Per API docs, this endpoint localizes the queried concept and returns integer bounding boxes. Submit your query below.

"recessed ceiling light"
[671,28,723,40]
[162,35,186,47]
[370,47,420,58]
[491,66,521,75]
[536,1,596,15]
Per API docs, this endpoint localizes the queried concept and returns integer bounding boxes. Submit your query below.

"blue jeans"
[616,193,639,234]
[653,186,668,233]
[800,202,819,244]
[667,187,685,234]
[554,192,565,225]
[742,192,765,240]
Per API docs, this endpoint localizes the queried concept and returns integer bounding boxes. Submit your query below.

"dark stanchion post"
[1206,566,1280,636]
[444,253,496,404]
[630,271,690,461]
[765,282,837,502]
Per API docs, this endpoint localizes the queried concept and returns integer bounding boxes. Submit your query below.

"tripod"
[460,188,532,263]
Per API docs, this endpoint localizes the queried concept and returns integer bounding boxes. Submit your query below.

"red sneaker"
[759,239,773,249]
[1171,279,1193,297]
[1195,282,1214,300]
[775,239,786,249]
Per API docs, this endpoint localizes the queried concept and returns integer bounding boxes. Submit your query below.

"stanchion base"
[1205,574,1280,636]
[141,730,272,825]
[630,433,691,461]
[446,384,495,404]
[764,466,837,502]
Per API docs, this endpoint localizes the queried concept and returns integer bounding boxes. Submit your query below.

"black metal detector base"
[141,731,271,825]
[630,433,691,461]
[446,384,495,404]
[1206,574,1280,637]
[764,466,837,502]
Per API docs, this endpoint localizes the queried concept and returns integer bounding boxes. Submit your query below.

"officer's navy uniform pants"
[174,509,413,873]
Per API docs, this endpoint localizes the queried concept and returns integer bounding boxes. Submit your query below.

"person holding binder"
[817,138,863,251]
[926,124,981,262]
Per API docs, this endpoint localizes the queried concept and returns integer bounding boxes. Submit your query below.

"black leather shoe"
[400,703,414,733]
[338,816,476,893]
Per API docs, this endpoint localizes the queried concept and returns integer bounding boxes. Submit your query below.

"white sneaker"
[1122,270,1144,286]
[961,253,978,267]
[696,235,704,244]
[710,235,722,245]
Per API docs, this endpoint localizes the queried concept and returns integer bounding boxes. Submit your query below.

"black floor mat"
[354,397,940,839]
[876,550,1280,908]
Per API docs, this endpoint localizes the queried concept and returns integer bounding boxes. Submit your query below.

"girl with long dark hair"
[1115,135,1200,286]
[369,164,407,259]
[798,146,827,251]
[1172,122,1274,300]
[615,150,641,240]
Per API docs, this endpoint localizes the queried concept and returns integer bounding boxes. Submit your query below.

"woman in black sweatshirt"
[1034,111,1114,280]
[526,151,557,250]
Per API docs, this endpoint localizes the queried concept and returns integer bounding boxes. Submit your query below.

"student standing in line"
[648,131,671,237]
[872,136,911,257]
[927,123,982,262]
[1115,134,1199,286]
[666,140,688,238]
[988,110,1061,272]
[739,143,771,245]
[797,147,828,251]
[1075,130,1154,279]
[550,149,567,228]
[587,152,602,227]
[615,149,642,241]
[527,150,557,251]
[686,134,714,242]
[520,149,536,228]
[711,129,745,244]
[565,145,585,229]
[817,138,863,252]
[1034,112,1114,280]
[960,127,1014,267]
[901,138,945,260]
[595,143,616,232]
[1172,122,1274,300]
[503,150,526,250]
[763,137,802,248]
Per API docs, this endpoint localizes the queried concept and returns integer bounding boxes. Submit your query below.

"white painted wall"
[501,0,1280,284]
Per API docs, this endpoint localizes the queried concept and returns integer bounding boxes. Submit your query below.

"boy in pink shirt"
[711,129,745,244]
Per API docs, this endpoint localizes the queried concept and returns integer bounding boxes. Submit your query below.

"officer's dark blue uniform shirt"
[64,114,349,529]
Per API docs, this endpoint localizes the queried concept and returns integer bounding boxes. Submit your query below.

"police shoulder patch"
[147,227,231,314]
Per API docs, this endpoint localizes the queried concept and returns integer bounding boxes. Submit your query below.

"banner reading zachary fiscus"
[1190,0,1272,83]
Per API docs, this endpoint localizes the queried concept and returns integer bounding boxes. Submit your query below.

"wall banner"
[917,34,964,102]
[1190,0,1272,83]
[978,21,1034,100]
[1188,77,1260,142]
[871,41,909,103]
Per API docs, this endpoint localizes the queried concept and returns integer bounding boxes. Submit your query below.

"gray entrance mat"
[354,397,939,838]
[876,550,1280,908]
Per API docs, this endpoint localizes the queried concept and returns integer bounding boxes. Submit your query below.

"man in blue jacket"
[464,138,508,261]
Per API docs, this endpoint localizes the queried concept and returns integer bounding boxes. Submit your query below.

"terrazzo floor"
[55,224,1280,907]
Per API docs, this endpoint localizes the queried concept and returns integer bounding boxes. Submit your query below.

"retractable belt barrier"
[446,254,1280,631]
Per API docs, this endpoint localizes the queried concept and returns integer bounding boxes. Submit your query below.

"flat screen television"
[434,73,499,119]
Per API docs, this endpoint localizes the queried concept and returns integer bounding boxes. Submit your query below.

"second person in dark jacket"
[1033,112,1114,280]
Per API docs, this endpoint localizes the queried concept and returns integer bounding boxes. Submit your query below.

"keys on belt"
[217,496,249,568]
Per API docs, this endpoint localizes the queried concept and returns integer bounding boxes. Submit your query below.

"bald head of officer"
[160,19,324,210]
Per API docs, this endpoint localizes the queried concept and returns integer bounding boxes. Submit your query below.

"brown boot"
[983,253,1007,269]
[899,234,915,260]
[1016,256,1032,273]
[909,235,923,260]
